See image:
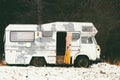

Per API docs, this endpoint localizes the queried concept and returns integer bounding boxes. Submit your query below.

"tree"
[105,26,120,64]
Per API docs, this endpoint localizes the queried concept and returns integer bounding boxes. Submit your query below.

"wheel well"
[74,55,89,62]
[30,57,47,65]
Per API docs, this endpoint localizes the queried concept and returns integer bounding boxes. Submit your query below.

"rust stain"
[0,60,6,66]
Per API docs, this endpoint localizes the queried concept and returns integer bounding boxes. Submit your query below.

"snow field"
[0,63,119,80]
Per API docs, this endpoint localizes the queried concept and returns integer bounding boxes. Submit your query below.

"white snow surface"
[0,63,120,80]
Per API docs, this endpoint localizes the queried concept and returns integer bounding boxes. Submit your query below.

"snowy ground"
[0,63,120,80]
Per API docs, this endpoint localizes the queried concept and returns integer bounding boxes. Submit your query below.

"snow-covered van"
[4,22,101,67]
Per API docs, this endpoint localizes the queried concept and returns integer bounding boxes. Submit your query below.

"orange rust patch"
[105,59,120,66]
[0,60,6,66]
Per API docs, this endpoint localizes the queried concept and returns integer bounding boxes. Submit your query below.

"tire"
[74,55,89,68]
[30,57,46,67]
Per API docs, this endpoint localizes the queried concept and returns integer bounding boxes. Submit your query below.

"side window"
[72,33,80,41]
[88,37,93,43]
[10,31,34,42]
[41,31,55,43]
[42,31,53,37]
[82,26,93,32]
[81,37,93,44]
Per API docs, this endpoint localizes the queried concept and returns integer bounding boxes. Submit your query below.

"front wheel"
[74,55,89,68]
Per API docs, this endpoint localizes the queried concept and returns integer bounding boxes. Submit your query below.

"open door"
[56,32,72,64]
[56,32,66,64]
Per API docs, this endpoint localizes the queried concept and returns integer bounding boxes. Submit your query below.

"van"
[4,22,101,67]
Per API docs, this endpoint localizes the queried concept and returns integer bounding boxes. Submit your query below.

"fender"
[73,52,90,63]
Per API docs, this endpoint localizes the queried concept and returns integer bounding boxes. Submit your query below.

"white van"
[4,22,101,67]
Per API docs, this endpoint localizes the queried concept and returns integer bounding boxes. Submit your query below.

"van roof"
[41,22,95,31]
[6,22,97,35]
[6,24,38,31]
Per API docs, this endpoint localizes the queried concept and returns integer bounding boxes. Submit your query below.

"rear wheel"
[74,55,89,68]
[30,57,46,67]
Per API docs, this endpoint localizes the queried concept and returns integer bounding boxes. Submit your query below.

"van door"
[64,32,72,64]
[81,36,97,60]
[56,32,72,64]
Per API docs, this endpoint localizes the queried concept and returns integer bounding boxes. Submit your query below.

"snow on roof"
[6,24,38,31]
[6,22,97,35]
[41,22,95,31]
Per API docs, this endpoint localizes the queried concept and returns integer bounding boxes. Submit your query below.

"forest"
[0,0,120,64]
